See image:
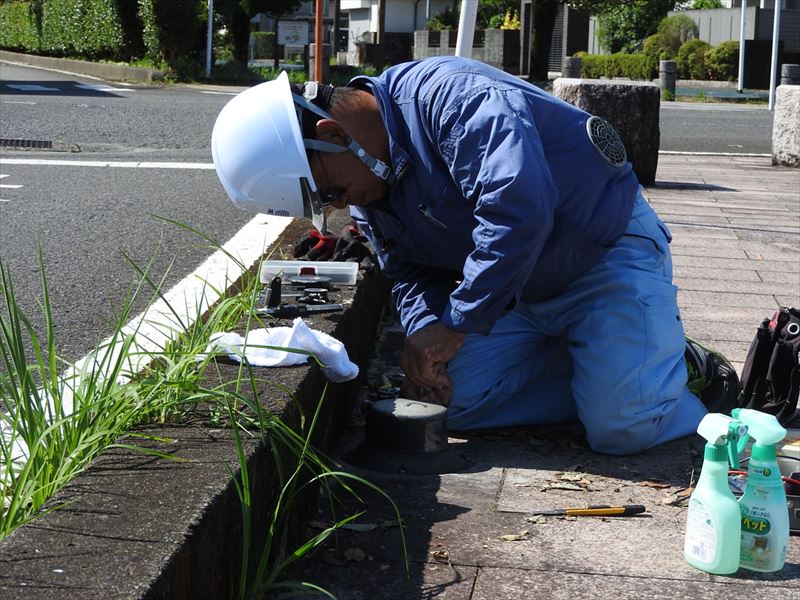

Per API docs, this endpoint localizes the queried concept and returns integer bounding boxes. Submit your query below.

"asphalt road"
[0,60,776,366]
[0,63,254,364]
[659,100,774,154]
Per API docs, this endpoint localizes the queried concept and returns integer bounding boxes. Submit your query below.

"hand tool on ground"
[255,303,343,319]
[297,288,331,304]
[267,276,282,307]
[260,277,334,306]
[529,504,646,517]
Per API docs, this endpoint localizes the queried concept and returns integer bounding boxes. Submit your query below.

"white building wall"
[730,1,800,9]
[386,0,415,31]
[383,0,452,31]
[340,0,452,63]
[672,7,758,46]
[347,8,373,42]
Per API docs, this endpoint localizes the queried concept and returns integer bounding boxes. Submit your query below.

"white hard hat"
[211,72,325,230]
[212,72,395,232]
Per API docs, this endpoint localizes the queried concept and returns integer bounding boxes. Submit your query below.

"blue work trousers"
[445,192,706,455]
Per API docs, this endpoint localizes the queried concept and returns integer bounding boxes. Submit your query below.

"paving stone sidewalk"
[287,154,800,599]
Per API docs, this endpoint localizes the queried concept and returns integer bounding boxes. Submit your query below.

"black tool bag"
[738,307,800,425]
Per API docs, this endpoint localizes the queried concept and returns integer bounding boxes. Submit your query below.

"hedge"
[705,40,739,81]
[578,52,652,80]
[0,0,203,76]
[251,31,275,60]
[576,39,740,82]
[40,0,125,58]
[0,0,126,60]
[642,33,674,78]
[0,1,40,51]
[677,39,711,80]
[138,0,203,74]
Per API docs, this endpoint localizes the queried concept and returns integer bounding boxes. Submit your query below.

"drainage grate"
[1,138,53,149]
[0,138,79,152]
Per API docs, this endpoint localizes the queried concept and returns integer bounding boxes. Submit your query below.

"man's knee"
[584,422,658,455]
[582,391,706,455]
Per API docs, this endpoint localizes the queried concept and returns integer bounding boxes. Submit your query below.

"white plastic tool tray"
[259,260,358,285]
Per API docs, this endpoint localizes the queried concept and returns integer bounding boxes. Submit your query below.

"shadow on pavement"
[653,181,738,192]
[284,300,799,597]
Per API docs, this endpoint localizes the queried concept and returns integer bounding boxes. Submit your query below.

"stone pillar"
[552,79,661,185]
[772,84,800,167]
[562,56,581,78]
[484,29,504,70]
[659,60,677,100]
[413,31,426,61]
[307,44,331,82]
[441,30,452,54]
[781,64,800,85]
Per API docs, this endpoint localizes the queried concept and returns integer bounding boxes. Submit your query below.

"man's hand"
[293,229,338,261]
[401,322,465,406]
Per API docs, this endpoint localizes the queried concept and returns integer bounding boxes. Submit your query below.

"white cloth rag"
[203,317,358,383]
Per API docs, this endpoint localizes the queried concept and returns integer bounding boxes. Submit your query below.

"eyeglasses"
[320,189,345,207]
[313,151,345,207]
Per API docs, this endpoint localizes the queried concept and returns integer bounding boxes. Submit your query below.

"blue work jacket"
[349,57,640,336]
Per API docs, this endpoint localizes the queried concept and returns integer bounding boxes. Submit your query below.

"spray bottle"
[732,408,789,573]
[683,413,742,574]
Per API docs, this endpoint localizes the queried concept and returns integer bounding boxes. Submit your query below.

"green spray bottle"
[732,408,789,573]
[683,413,742,574]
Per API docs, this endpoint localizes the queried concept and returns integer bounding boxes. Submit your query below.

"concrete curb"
[0,221,392,599]
[0,50,164,84]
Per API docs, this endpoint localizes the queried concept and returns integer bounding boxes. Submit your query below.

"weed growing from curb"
[0,227,405,595]
[0,248,176,536]
[225,382,407,599]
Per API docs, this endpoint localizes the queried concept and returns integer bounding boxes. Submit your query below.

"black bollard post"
[659,60,677,101]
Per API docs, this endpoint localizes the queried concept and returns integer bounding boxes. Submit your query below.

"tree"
[477,0,521,29]
[426,0,523,30]
[426,0,552,80]
[569,0,676,54]
[528,0,560,81]
[216,0,302,64]
[657,13,698,54]
[690,0,723,9]
[527,1,641,81]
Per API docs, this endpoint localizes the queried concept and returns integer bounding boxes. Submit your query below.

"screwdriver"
[529,504,646,517]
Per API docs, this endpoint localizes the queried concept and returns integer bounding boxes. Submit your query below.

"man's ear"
[315,119,350,146]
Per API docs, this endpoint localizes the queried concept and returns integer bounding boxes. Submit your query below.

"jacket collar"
[348,76,412,184]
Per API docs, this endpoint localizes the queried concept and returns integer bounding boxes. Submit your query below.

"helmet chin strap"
[292,93,396,186]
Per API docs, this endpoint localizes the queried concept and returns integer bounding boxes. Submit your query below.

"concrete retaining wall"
[0,50,164,83]
[412,29,519,73]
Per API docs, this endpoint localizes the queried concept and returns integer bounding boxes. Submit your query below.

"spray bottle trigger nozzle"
[726,422,746,469]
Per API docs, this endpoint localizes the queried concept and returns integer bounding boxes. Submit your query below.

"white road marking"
[0,175,22,188]
[1,100,37,105]
[62,212,292,403]
[0,173,21,202]
[0,158,214,169]
[6,84,59,92]
[62,213,291,412]
[659,150,771,157]
[75,83,135,93]
[1,209,293,469]
[201,91,238,96]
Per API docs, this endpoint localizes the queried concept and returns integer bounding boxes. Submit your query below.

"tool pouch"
[739,306,800,425]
